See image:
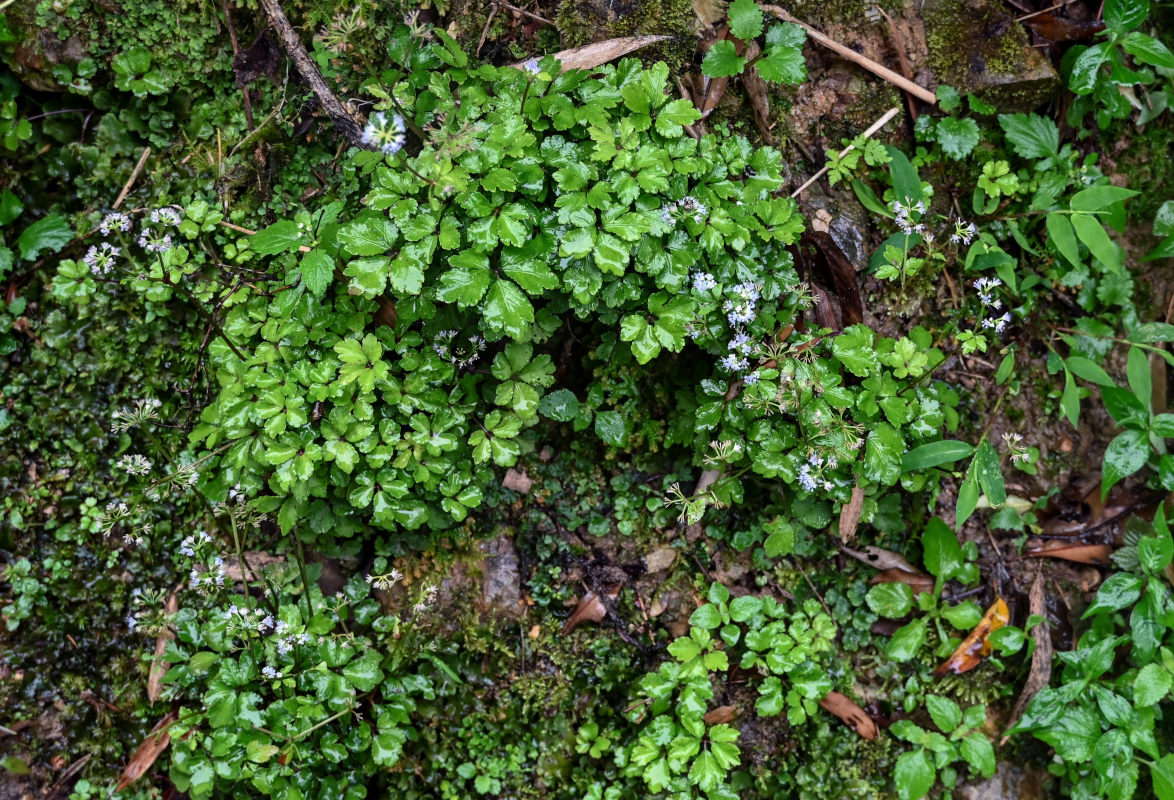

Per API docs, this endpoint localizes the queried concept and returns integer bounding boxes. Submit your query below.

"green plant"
[1008,508,1174,800]
[890,696,996,800]
[624,582,836,797]
[701,0,808,86]
[1064,0,1174,129]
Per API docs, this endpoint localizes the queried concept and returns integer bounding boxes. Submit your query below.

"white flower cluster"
[521,58,541,75]
[115,453,152,476]
[110,397,161,432]
[692,272,717,292]
[83,242,121,277]
[973,277,1012,334]
[190,556,226,591]
[361,111,407,156]
[796,451,836,493]
[891,199,927,236]
[178,529,214,557]
[365,568,404,592]
[950,218,978,246]
[723,282,759,326]
[432,329,486,369]
[99,212,131,236]
[412,584,439,614]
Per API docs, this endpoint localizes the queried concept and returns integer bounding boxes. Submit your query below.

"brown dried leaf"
[819,691,877,740]
[703,705,738,725]
[115,711,178,792]
[933,597,1009,676]
[1023,13,1105,42]
[839,545,921,575]
[502,468,533,495]
[1025,540,1113,565]
[146,592,178,703]
[515,35,671,73]
[1002,570,1051,744]
[561,591,608,635]
[838,482,865,544]
[869,568,934,596]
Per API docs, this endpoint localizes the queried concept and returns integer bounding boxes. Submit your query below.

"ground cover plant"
[2,0,1174,798]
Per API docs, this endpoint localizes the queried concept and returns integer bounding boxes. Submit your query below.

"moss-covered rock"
[924,0,1059,111]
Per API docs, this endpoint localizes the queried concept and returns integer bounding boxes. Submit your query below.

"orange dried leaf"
[115,711,178,792]
[818,691,877,740]
[1025,539,1113,565]
[933,597,1009,677]
[560,591,608,635]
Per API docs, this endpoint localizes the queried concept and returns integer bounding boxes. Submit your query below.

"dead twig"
[113,147,152,209]
[221,0,254,130]
[761,5,937,104]
[790,106,901,198]
[493,0,552,25]
[257,0,373,149]
[477,5,498,57]
[1016,0,1079,20]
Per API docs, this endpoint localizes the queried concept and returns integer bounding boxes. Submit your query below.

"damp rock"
[924,0,1060,111]
[478,532,525,619]
[0,4,89,92]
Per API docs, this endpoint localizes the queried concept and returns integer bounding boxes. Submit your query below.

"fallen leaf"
[819,691,877,740]
[146,591,178,703]
[223,551,287,582]
[644,547,677,573]
[502,468,533,494]
[115,711,179,792]
[933,597,1010,676]
[868,568,934,596]
[742,62,774,145]
[1002,570,1051,743]
[838,482,865,543]
[840,545,921,575]
[1024,539,1113,565]
[560,590,608,634]
[514,35,671,73]
[1023,13,1105,42]
[703,705,738,725]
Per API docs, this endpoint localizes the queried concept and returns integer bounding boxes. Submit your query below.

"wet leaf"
[868,568,935,596]
[115,711,178,792]
[837,482,865,543]
[840,544,921,574]
[818,691,878,740]
[1002,570,1052,744]
[933,597,1010,676]
[1025,539,1113,565]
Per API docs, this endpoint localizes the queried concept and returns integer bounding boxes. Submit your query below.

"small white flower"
[361,111,407,156]
[262,665,282,679]
[743,371,759,386]
[149,207,182,226]
[115,454,152,476]
[137,231,173,254]
[83,242,121,277]
[797,464,818,492]
[522,58,540,75]
[692,272,717,292]
[99,212,132,236]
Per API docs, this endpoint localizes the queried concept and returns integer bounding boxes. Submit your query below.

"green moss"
[555,0,698,71]
[923,0,1059,111]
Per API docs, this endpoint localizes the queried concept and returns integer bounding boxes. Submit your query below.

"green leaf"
[728,0,764,40]
[483,279,535,338]
[594,410,627,447]
[690,603,723,630]
[926,695,962,733]
[884,146,923,209]
[866,582,914,617]
[0,190,23,226]
[342,651,384,691]
[1071,213,1120,271]
[1104,0,1148,31]
[923,517,964,581]
[251,220,303,256]
[941,600,983,629]
[1151,754,1174,800]
[1035,702,1100,762]
[1134,663,1173,706]
[1070,186,1139,212]
[902,440,974,472]
[299,250,335,298]
[895,749,935,800]
[689,751,725,793]
[756,43,807,85]
[655,98,702,137]
[1083,572,1143,617]
[17,215,73,260]
[1065,356,1114,386]
[887,618,926,661]
[998,113,1060,160]
[538,388,579,422]
[1102,429,1149,498]
[956,460,980,530]
[1070,44,1109,94]
[668,636,703,662]
[974,438,1006,506]
[960,734,997,778]
[1128,346,1152,409]
[1047,213,1081,268]
[1129,322,1174,344]
[863,423,904,486]
[936,117,980,160]
[702,40,747,78]
[728,595,763,622]
[337,215,398,255]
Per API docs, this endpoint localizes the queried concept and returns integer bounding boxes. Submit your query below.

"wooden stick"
[1015,0,1078,21]
[761,5,937,105]
[790,106,901,198]
[477,5,498,57]
[113,147,151,209]
[257,0,374,150]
